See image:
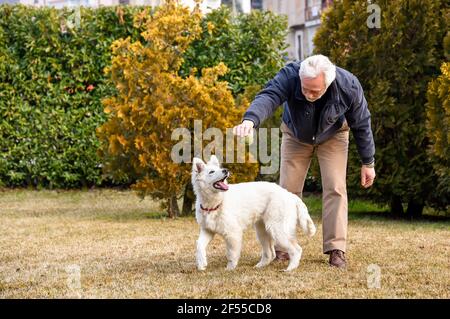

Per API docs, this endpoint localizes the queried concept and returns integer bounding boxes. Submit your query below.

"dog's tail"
[296,199,316,237]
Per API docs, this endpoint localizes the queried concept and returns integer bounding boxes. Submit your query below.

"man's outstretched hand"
[233,120,254,137]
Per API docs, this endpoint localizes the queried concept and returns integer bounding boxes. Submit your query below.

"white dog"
[192,155,316,272]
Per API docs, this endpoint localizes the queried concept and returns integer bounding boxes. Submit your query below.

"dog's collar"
[200,203,221,213]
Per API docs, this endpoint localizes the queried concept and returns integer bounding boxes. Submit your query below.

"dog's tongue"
[216,181,229,191]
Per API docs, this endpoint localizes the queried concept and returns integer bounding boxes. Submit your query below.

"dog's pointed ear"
[192,157,205,173]
[208,154,220,167]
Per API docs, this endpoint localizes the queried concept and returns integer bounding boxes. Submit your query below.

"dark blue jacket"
[243,61,375,165]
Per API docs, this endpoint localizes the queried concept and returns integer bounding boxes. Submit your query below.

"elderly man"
[233,55,376,268]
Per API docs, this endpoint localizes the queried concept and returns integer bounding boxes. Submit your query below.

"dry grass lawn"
[0,189,448,299]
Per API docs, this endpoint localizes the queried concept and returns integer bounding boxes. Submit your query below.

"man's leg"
[279,122,314,197]
[316,122,349,259]
[278,122,314,260]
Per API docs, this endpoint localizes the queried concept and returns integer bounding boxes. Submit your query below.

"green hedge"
[0,4,288,189]
[0,5,143,188]
[181,6,288,95]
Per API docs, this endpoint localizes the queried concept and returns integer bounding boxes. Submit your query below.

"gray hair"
[299,54,336,88]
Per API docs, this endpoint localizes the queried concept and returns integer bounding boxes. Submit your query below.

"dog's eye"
[209,170,214,174]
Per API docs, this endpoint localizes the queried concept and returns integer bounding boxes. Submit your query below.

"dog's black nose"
[222,169,229,175]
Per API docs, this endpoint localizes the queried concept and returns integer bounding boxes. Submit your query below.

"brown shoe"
[275,250,290,261]
[329,250,346,268]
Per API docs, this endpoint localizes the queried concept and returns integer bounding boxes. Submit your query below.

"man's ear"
[208,154,220,167]
[192,157,205,173]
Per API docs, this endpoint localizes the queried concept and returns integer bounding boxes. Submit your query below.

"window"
[251,0,262,10]
[295,30,304,61]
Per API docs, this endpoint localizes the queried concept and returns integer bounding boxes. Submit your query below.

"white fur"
[192,155,316,272]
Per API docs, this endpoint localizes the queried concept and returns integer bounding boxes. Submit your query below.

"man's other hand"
[361,166,376,188]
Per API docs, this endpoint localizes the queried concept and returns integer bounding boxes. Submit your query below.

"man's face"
[301,73,327,102]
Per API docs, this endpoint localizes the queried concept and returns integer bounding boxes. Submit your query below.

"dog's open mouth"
[213,176,229,191]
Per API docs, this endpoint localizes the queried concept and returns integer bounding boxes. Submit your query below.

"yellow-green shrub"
[426,62,450,210]
[96,1,259,217]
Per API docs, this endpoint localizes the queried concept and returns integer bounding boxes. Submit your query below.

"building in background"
[263,0,332,61]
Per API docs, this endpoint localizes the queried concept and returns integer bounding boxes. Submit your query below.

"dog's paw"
[197,262,207,271]
[284,264,299,272]
[254,261,269,268]
[226,263,237,271]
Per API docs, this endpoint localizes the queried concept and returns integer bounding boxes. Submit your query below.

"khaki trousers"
[279,121,350,254]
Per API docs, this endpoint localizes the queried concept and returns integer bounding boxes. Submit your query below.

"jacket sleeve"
[242,65,292,128]
[345,77,376,165]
